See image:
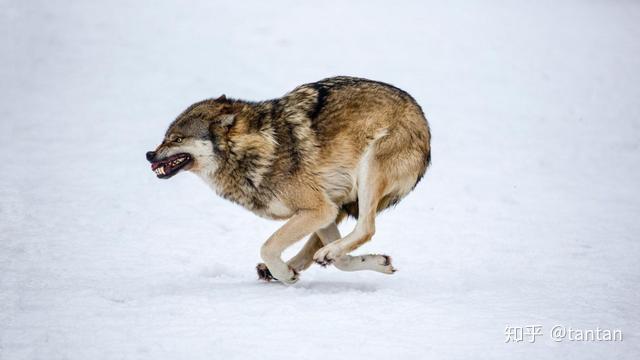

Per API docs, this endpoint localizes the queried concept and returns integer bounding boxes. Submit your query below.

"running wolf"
[146,76,431,284]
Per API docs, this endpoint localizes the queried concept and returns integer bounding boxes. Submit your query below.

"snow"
[1,0,640,359]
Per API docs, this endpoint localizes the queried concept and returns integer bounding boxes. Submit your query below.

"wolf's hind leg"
[316,223,395,274]
[314,145,386,265]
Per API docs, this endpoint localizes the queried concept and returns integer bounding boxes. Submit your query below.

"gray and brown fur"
[147,76,431,284]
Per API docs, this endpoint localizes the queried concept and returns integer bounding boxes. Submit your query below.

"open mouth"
[151,153,193,179]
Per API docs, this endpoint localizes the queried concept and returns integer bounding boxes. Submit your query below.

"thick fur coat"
[147,76,431,284]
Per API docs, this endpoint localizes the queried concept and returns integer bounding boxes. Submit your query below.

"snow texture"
[1,1,639,359]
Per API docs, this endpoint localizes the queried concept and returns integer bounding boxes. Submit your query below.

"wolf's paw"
[256,263,274,281]
[313,244,342,267]
[277,266,299,285]
[379,255,397,274]
[280,266,300,285]
[257,263,299,284]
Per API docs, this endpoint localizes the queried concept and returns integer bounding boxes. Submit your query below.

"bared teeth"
[152,156,188,177]
[168,157,186,167]
[171,158,184,166]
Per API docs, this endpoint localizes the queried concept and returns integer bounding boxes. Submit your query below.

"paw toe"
[280,266,299,284]
[314,257,333,267]
[379,255,397,274]
[313,247,338,267]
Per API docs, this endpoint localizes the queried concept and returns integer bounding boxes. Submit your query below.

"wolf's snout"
[146,151,156,162]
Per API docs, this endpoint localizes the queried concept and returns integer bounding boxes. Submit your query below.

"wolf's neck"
[210,106,279,210]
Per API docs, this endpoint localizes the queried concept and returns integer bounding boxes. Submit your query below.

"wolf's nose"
[146,151,156,162]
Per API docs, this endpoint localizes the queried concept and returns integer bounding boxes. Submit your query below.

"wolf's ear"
[217,113,236,127]
[216,94,227,102]
[209,112,235,143]
[209,106,236,138]
[217,101,237,126]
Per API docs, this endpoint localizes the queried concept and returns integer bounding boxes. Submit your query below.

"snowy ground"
[1,0,639,359]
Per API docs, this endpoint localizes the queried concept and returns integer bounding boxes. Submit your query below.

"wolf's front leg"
[257,233,323,281]
[260,206,337,284]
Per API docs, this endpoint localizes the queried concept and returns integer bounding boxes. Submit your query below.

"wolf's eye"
[174,137,183,143]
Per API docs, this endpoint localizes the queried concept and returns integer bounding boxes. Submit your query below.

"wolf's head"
[146,95,236,179]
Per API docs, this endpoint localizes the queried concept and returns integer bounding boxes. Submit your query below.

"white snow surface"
[1,1,640,359]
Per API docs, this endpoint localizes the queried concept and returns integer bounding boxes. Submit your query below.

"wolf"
[146,76,431,284]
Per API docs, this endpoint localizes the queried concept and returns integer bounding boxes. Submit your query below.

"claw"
[379,255,397,274]
[315,257,334,267]
[277,266,299,285]
[313,245,339,267]
[289,267,299,281]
